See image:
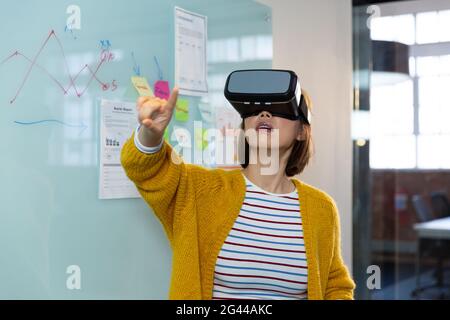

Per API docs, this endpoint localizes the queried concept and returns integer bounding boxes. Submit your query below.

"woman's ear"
[296,123,307,141]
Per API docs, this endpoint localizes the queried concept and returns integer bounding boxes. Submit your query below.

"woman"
[121,86,355,300]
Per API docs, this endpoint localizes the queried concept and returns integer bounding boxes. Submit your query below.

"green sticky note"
[164,127,170,141]
[194,128,208,150]
[175,99,189,122]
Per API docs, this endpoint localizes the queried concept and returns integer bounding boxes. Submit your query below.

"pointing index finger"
[165,87,179,111]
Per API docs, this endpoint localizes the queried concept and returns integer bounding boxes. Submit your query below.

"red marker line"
[10,30,55,103]
[0,30,112,103]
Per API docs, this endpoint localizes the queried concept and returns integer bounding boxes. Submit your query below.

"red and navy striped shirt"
[212,174,308,300]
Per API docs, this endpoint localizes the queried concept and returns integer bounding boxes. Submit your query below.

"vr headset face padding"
[224,69,311,125]
[242,94,309,123]
[297,94,310,124]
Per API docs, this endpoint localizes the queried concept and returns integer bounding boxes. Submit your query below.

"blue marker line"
[14,119,87,136]
[100,40,111,50]
[131,52,141,76]
[154,56,163,80]
[64,24,77,40]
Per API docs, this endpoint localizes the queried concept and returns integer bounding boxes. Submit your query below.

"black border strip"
[353,0,412,7]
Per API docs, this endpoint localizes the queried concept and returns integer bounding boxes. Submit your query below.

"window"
[371,14,415,45]
[416,10,450,44]
[369,11,450,169]
[369,80,415,169]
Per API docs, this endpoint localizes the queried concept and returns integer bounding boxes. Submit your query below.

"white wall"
[257,0,354,271]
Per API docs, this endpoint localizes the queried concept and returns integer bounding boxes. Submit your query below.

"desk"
[413,217,450,298]
[414,217,450,240]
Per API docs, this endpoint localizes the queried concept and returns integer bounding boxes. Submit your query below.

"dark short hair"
[239,90,313,177]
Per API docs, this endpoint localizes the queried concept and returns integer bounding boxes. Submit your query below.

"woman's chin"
[248,143,281,150]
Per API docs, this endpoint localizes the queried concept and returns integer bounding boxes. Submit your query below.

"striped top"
[212,174,308,300]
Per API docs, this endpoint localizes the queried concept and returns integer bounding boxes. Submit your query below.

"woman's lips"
[256,122,273,132]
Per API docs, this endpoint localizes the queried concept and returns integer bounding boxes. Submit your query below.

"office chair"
[411,195,450,299]
[412,195,434,223]
[430,192,450,219]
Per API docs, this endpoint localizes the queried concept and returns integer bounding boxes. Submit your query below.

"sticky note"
[194,128,209,150]
[154,80,171,100]
[175,99,189,122]
[164,127,170,141]
[131,76,154,97]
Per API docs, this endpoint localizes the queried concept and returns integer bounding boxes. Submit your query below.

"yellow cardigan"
[121,133,356,300]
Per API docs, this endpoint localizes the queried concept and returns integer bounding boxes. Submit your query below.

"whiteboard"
[0,0,271,298]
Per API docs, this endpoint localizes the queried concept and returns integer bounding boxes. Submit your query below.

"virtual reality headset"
[224,69,310,125]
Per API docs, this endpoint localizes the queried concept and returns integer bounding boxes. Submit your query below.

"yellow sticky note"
[131,76,154,97]
[175,99,189,122]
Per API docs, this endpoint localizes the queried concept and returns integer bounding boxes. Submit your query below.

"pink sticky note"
[154,80,170,99]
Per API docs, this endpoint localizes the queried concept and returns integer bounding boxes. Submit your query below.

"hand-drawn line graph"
[0,29,116,104]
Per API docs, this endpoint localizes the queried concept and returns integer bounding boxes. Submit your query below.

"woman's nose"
[258,110,272,118]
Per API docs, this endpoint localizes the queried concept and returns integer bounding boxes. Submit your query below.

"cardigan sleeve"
[120,132,192,243]
[324,200,356,300]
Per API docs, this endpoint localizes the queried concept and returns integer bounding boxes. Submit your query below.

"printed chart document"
[99,99,140,199]
[175,6,208,96]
